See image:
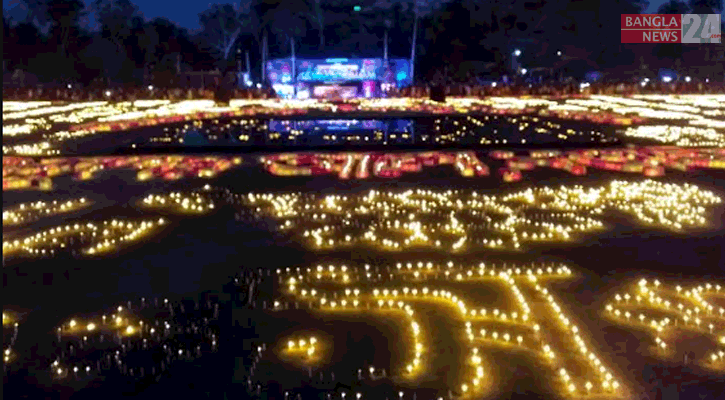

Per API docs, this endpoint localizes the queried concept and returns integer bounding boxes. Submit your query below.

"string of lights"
[266,261,624,398]
[2,218,167,258]
[3,198,92,226]
[603,279,725,372]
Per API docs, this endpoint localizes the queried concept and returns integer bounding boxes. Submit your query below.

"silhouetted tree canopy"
[2,0,722,85]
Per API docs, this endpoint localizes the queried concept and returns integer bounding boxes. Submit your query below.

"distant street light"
[521,68,528,75]
[148,85,153,90]
[685,76,692,82]
[557,51,562,56]
[662,76,673,83]
[513,49,522,57]
[354,5,361,11]
[105,90,111,97]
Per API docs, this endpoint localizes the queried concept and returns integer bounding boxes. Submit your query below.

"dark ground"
[3,154,725,400]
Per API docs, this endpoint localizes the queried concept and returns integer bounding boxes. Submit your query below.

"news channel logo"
[681,14,721,43]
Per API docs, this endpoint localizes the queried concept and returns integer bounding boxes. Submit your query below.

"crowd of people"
[395,79,724,97]
[2,78,723,102]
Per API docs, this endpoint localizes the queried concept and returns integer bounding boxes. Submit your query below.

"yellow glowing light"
[275,260,627,399]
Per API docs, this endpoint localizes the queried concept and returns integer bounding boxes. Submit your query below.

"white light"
[662,76,673,83]
[67,84,72,89]
[521,68,528,75]
[685,76,691,82]
[557,51,562,56]
[256,83,262,88]
[148,85,153,90]
[514,49,522,57]
[491,82,497,87]
[105,91,111,97]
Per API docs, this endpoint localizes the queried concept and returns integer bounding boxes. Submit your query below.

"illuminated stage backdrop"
[267,58,412,99]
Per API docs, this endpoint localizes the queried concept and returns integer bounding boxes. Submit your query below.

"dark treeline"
[3,0,724,87]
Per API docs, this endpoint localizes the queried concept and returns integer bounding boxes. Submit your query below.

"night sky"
[96,0,688,31]
[2,0,721,31]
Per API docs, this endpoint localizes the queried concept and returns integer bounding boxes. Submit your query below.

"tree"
[92,0,143,55]
[88,0,146,83]
[254,0,310,87]
[654,1,690,61]
[199,3,247,68]
[40,0,86,80]
[81,36,126,83]
[394,0,441,82]
[3,15,13,71]
[44,0,85,57]
[687,0,723,13]
[271,6,309,90]
[308,0,325,50]
[657,0,690,13]
[355,0,398,61]
[409,0,421,83]
[144,18,190,74]
[6,0,51,28]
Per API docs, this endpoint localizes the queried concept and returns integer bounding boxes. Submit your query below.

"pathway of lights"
[239,181,721,252]
[603,278,725,372]
[58,305,145,341]
[2,102,109,120]
[17,297,221,381]
[3,311,20,367]
[2,101,53,112]
[3,119,52,137]
[260,151,490,179]
[139,192,215,214]
[3,198,92,226]
[61,97,642,134]
[4,98,639,142]
[8,144,722,190]
[621,126,724,148]
[2,155,242,190]
[4,97,725,154]
[4,95,724,144]
[281,335,326,366]
[2,218,167,258]
[261,147,725,183]
[268,261,625,399]
[562,96,725,146]
[2,142,59,157]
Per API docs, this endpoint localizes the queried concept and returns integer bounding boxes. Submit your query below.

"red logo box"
[621,14,682,43]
